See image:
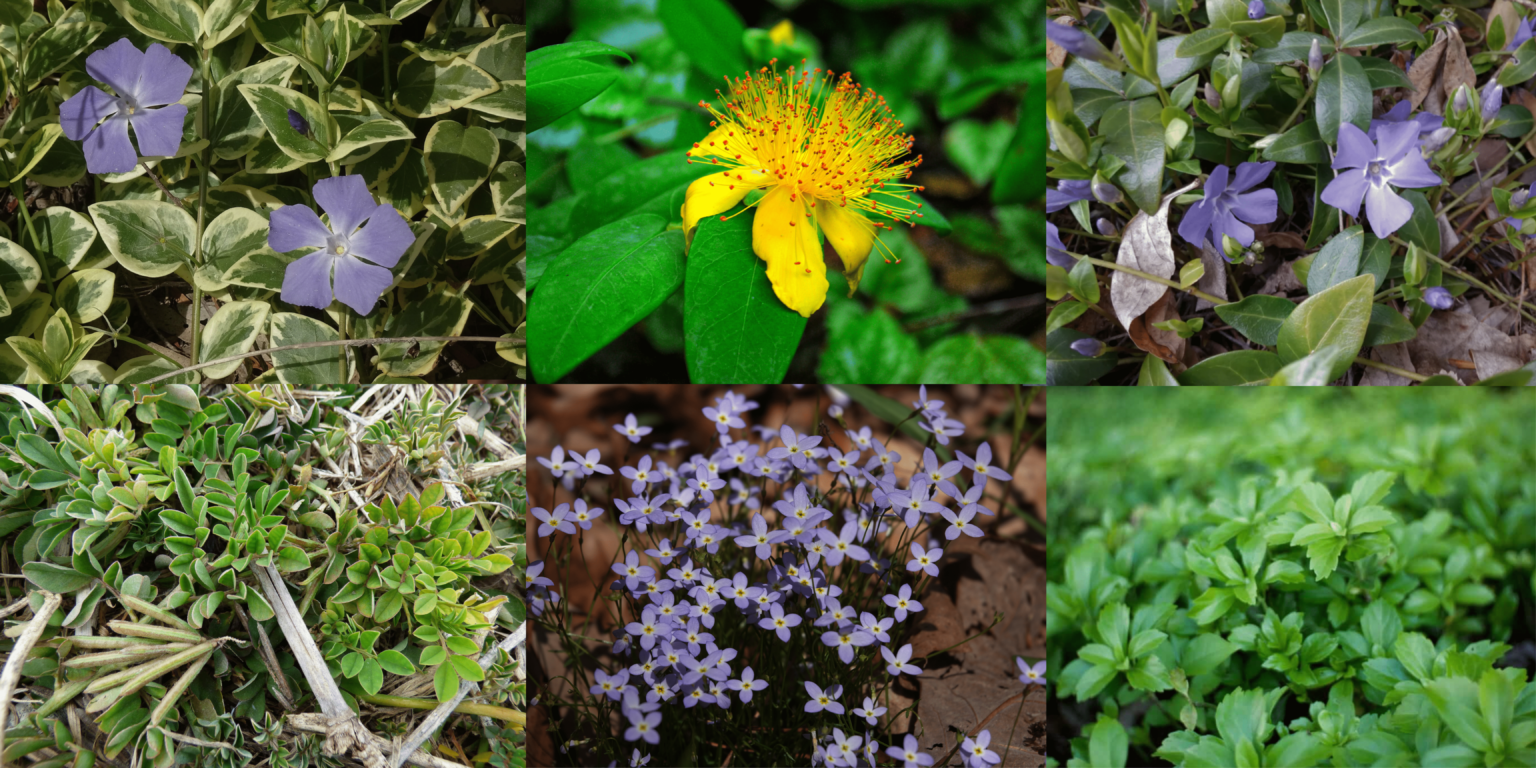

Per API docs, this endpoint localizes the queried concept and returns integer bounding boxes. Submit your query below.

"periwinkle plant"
[529,388,1016,767]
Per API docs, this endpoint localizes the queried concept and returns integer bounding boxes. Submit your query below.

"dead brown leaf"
[1258,231,1308,251]
[1405,305,1527,382]
[1128,292,1187,364]
[1512,89,1536,154]
[1408,32,1447,111]
[1360,341,1417,385]
[1441,31,1477,108]
[1195,241,1228,311]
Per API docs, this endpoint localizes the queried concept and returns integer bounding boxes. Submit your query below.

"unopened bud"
[1452,84,1472,116]
[1069,338,1105,357]
[1420,126,1455,154]
[1095,217,1118,237]
[1481,80,1504,123]
[1222,234,1244,261]
[1513,187,1531,208]
[1423,286,1453,310]
[1204,82,1221,111]
[1221,76,1242,113]
[1091,174,1122,204]
[1308,39,1324,74]
[1248,0,1266,18]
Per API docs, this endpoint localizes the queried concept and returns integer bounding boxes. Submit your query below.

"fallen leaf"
[1195,241,1229,311]
[1511,89,1536,154]
[1128,291,1187,364]
[1408,31,1447,111]
[1440,30,1477,110]
[1360,341,1416,385]
[1258,231,1307,251]
[1261,259,1304,295]
[1111,180,1199,330]
[1405,305,1526,382]
[1471,348,1523,380]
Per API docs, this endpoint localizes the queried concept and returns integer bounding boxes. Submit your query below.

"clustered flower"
[530,388,1008,767]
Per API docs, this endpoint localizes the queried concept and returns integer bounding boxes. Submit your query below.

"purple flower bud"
[1480,80,1503,122]
[1069,338,1104,357]
[288,109,310,135]
[1091,176,1122,204]
[1095,217,1117,237]
[1204,82,1221,111]
[1452,84,1471,116]
[1308,39,1324,74]
[1420,126,1455,154]
[1423,286,1453,310]
[1045,21,1121,68]
[1513,187,1531,208]
[1248,0,1266,19]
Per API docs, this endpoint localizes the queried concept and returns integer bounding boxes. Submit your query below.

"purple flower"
[1423,285,1453,309]
[526,560,554,590]
[532,505,575,537]
[615,413,653,443]
[287,108,311,136]
[882,643,922,676]
[569,499,604,530]
[887,734,934,767]
[853,696,888,726]
[703,405,745,433]
[884,584,924,621]
[961,730,1001,768]
[1019,658,1047,685]
[1481,80,1504,122]
[1046,179,1093,213]
[767,424,823,470]
[623,711,661,744]
[270,175,412,315]
[758,602,802,641]
[1045,21,1120,67]
[1508,16,1535,50]
[859,611,894,643]
[621,455,655,493]
[1069,337,1104,357]
[940,506,984,540]
[727,666,768,702]
[58,38,191,173]
[536,446,576,477]
[571,448,612,476]
[907,541,944,577]
[1047,222,1075,268]
[1247,0,1266,18]
[1177,162,1278,250]
[821,627,876,664]
[734,514,790,560]
[591,668,630,701]
[819,520,872,566]
[889,482,945,529]
[957,442,1012,482]
[612,551,656,593]
[1321,122,1442,239]
[804,681,845,714]
[1367,102,1442,144]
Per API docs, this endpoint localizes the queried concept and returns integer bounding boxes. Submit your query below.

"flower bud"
[1512,187,1531,208]
[1423,286,1453,310]
[1222,234,1244,261]
[1091,174,1122,204]
[1221,76,1243,113]
[1420,126,1455,154]
[1069,338,1105,357]
[1480,80,1504,123]
[1095,217,1118,237]
[1248,0,1266,18]
[1308,39,1324,74]
[1452,84,1472,116]
[1204,82,1221,111]
[1045,21,1124,70]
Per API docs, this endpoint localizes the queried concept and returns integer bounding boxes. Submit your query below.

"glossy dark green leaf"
[1277,274,1374,383]
[1342,17,1425,47]
[1262,120,1327,164]
[1047,329,1117,385]
[566,150,714,239]
[1101,98,1164,213]
[1252,32,1334,64]
[1498,38,1536,86]
[1214,294,1296,347]
[817,304,921,383]
[529,215,685,382]
[526,57,619,134]
[1363,303,1417,347]
[1176,28,1235,57]
[1315,55,1371,144]
[1179,350,1284,385]
[1319,0,1364,41]
[657,0,745,78]
[1356,57,1413,90]
[683,209,807,384]
[1308,225,1364,295]
[1396,190,1440,256]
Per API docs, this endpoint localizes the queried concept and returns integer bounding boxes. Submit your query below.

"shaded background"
[526,0,1044,382]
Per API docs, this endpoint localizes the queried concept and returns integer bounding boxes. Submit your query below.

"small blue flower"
[886,734,935,767]
[614,413,653,443]
[1047,179,1093,213]
[269,175,412,315]
[1422,286,1453,310]
[961,730,1001,768]
[1045,21,1120,68]
[1178,162,1279,251]
[853,696,888,726]
[1047,222,1075,268]
[757,602,802,641]
[882,643,922,676]
[1019,658,1047,686]
[1247,0,1266,18]
[1070,337,1104,357]
[287,108,311,137]
[726,666,768,703]
[803,681,845,714]
[907,541,944,577]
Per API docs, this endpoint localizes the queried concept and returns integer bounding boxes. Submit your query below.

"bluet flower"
[882,643,922,676]
[804,681,845,714]
[1019,658,1047,686]
[853,696,887,726]
[615,413,653,443]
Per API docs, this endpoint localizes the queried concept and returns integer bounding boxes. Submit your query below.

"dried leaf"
[1258,231,1308,251]
[1360,342,1416,385]
[1405,306,1525,382]
[1440,31,1476,109]
[1196,241,1229,311]
[1471,348,1523,381]
[1407,31,1446,111]
[1128,292,1187,364]
[1435,213,1460,259]
[1111,180,1200,330]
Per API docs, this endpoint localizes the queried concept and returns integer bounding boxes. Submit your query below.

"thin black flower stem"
[141,162,185,207]
[8,182,55,295]
[136,335,517,383]
[191,50,214,368]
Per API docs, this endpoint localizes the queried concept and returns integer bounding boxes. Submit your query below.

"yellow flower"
[769,19,795,46]
[680,61,926,317]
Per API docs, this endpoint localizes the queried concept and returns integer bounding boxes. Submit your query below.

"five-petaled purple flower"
[821,627,875,664]
[907,541,944,577]
[1321,122,1442,239]
[1368,101,1443,142]
[804,681,845,714]
[882,643,922,676]
[887,734,935,767]
[614,413,653,443]
[59,38,191,174]
[884,584,924,621]
[270,175,413,315]
[734,514,790,560]
[1047,179,1092,213]
[758,602,802,641]
[1019,658,1047,686]
[1422,286,1453,310]
[961,730,1002,768]
[1046,222,1074,268]
[727,667,768,702]
[1177,162,1278,252]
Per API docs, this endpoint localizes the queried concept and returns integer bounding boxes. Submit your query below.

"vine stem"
[9,182,54,295]
[191,50,214,368]
[1082,256,1231,305]
[1353,355,1429,382]
[136,335,517,383]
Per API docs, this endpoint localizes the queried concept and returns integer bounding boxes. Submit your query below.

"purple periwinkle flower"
[270,175,412,315]
[882,643,922,676]
[1422,286,1453,309]
[1481,80,1504,122]
[1045,21,1120,68]
[1321,122,1442,239]
[1178,162,1278,250]
[1047,222,1074,268]
[1510,17,1535,50]
[1247,0,1266,18]
[1019,658,1047,685]
[804,681,845,714]
[887,734,935,767]
[614,413,653,443]
[1070,337,1104,357]
[1047,179,1092,212]
[961,730,1001,768]
[59,38,191,174]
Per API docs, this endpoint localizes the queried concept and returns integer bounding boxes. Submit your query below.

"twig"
[233,602,294,710]
[387,623,526,768]
[161,731,239,751]
[460,456,525,483]
[0,596,33,620]
[139,162,185,208]
[138,336,522,384]
[0,591,63,756]
[287,714,470,768]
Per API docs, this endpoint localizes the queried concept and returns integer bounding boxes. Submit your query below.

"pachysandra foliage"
[0,0,524,383]
[1048,389,1536,768]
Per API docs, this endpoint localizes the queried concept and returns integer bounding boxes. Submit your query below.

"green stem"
[317,86,337,177]
[379,0,393,106]
[1353,355,1429,382]
[1276,75,1320,136]
[10,183,54,295]
[97,334,184,368]
[1083,256,1231,305]
[190,51,213,369]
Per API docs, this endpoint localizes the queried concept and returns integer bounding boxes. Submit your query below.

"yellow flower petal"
[769,20,795,46]
[681,169,769,244]
[686,124,760,167]
[754,185,827,317]
[814,198,876,296]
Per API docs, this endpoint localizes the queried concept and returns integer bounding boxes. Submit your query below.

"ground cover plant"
[1045,0,1536,385]
[523,0,1042,384]
[1046,388,1536,767]
[0,383,526,767]
[0,0,525,384]
[524,384,1045,766]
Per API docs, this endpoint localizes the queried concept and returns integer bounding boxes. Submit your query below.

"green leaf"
[530,216,685,382]
[1498,38,1536,87]
[357,658,383,695]
[23,562,93,592]
[210,56,299,160]
[54,269,115,325]
[195,301,271,379]
[942,118,1016,187]
[448,653,485,682]
[1215,295,1296,347]
[993,89,1042,205]
[1215,688,1270,747]
[919,335,1045,384]
[327,119,415,163]
[266,313,344,385]
[1346,505,1395,534]
[375,283,475,376]
[23,23,105,91]
[196,208,273,292]
[1306,536,1346,580]
[1047,301,1090,333]
[433,659,459,701]
[1262,119,1328,164]
[236,84,331,162]
[87,201,196,278]
[1206,0,1251,28]
[1069,257,1100,304]
[1425,677,1492,752]
[1076,663,1118,700]
[1453,583,1495,605]
[526,56,617,133]
[683,209,807,383]
[1315,55,1372,145]
[423,120,499,217]
[864,191,953,237]
[1046,329,1117,385]
[443,216,517,261]
[1361,601,1402,650]
[526,40,631,68]
[7,124,65,184]
[1138,355,1181,386]
[32,207,97,274]
[1230,16,1286,48]
[1480,668,1514,743]
[1079,643,1119,667]
[489,161,526,223]
[657,0,745,77]
[201,0,259,47]
[1101,98,1165,213]
[1252,32,1335,64]
[567,150,714,239]
[1319,0,1364,41]
[1177,27,1235,57]
[1308,226,1364,295]
[1396,190,1440,256]
[1393,632,1435,682]
[108,0,202,44]
[1128,629,1168,659]
[1100,604,1130,651]
[384,51,496,115]
[818,305,921,383]
[377,649,415,676]
[276,545,309,573]
[1182,633,1238,676]
[0,0,28,26]
[1362,303,1417,347]
[1089,716,1129,768]
[1277,273,1374,375]
[1179,350,1283,385]
[1343,16,1426,47]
